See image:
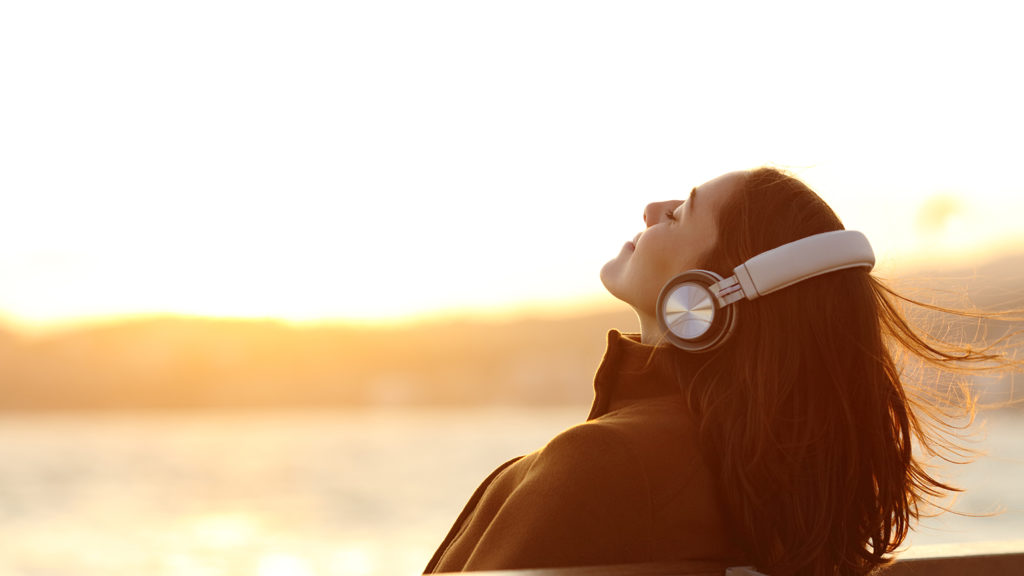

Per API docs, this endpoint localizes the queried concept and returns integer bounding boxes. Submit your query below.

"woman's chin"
[599,261,622,297]
[599,275,635,311]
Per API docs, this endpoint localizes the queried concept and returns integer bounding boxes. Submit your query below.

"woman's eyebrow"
[688,187,697,211]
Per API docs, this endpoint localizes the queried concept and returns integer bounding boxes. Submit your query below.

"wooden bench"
[432,540,1024,575]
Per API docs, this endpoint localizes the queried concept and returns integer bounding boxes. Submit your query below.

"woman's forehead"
[698,170,747,192]
[695,170,747,209]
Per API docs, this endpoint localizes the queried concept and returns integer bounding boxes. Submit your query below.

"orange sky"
[2,2,1023,333]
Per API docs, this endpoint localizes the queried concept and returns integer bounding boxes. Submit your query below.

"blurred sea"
[1,407,1022,576]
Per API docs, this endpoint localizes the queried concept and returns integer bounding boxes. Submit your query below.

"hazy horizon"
[2,251,1021,412]
[4,243,1024,339]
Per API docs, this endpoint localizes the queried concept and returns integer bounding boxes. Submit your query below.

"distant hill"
[0,309,639,410]
[900,250,1024,311]
[0,254,1021,411]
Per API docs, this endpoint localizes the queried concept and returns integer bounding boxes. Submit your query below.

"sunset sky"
[2,1,1022,332]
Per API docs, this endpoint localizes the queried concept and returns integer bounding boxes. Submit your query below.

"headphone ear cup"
[656,270,737,352]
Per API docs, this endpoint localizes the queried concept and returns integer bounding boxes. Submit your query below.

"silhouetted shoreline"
[2,255,1021,411]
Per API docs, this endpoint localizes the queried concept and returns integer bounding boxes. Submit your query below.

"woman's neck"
[635,310,664,346]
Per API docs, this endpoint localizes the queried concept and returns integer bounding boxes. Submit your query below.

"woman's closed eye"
[664,210,678,222]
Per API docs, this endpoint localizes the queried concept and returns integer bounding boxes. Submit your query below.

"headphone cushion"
[657,270,736,352]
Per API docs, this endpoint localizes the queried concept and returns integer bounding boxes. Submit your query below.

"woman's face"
[601,170,745,319]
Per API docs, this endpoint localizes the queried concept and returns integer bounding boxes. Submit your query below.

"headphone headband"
[713,230,874,306]
[658,230,875,352]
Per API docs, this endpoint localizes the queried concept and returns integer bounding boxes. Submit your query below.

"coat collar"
[587,330,684,420]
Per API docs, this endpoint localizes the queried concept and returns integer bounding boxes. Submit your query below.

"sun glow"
[2,1,1023,333]
[191,513,260,550]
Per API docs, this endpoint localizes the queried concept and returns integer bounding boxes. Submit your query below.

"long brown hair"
[675,168,1016,575]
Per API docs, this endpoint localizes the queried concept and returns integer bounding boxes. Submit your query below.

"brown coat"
[425,331,742,572]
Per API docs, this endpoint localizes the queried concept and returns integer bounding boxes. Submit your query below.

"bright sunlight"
[2,1,1023,332]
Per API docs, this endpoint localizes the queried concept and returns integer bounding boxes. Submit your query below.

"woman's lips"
[629,232,642,249]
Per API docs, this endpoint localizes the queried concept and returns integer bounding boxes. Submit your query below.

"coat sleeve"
[462,422,653,571]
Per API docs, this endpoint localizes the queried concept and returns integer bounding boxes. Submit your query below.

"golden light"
[329,546,375,576]
[257,554,315,576]
[1,1,1022,332]
[190,512,260,550]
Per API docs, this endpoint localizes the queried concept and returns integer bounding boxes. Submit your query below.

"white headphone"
[656,230,875,352]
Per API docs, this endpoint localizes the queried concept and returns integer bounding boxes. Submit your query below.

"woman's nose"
[643,203,659,227]
[643,201,671,227]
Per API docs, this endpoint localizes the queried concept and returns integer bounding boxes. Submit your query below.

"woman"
[425,167,1004,575]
